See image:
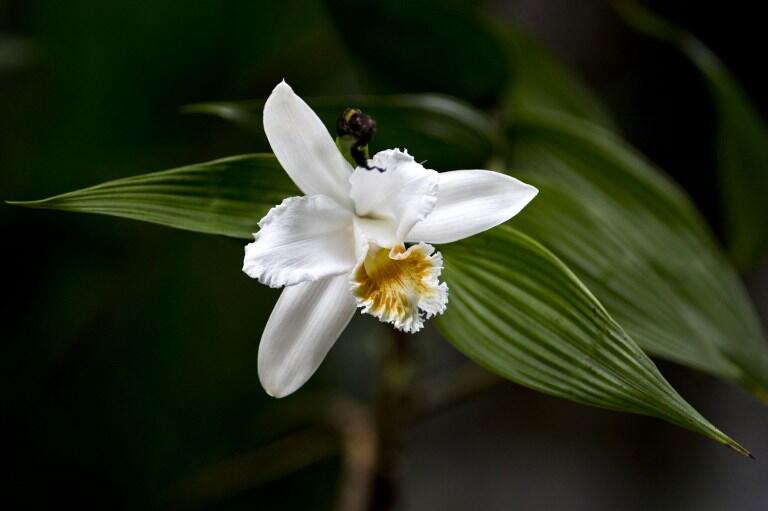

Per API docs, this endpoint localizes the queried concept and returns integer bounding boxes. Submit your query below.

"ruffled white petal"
[258,274,357,398]
[263,81,354,208]
[349,149,439,242]
[243,195,356,287]
[406,170,538,244]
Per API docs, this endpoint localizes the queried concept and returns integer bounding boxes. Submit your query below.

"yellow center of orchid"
[351,243,448,333]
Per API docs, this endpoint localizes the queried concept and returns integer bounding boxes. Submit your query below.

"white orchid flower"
[244,81,538,397]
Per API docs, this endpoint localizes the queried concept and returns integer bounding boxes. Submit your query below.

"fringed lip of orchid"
[243,80,538,398]
[351,242,448,334]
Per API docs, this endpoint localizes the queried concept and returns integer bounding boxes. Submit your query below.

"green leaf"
[500,28,616,130]
[182,93,497,171]
[613,0,768,268]
[438,226,748,454]
[7,154,299,239]
[507,109,768,399]
[9,150,750,451]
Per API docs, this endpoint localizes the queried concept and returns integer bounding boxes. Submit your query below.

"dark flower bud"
[336,108,384,172]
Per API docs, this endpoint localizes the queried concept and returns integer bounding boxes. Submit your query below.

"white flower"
[244,81,538,397]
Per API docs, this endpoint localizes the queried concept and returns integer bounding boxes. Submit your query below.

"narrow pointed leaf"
[8,154,298,239]
[438,226,747,453]
[9,150,750,450]
[613,0,768,268]
[183,94,497,171]
[507,110,768,398]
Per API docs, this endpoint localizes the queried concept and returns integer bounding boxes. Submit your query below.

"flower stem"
[368,329,413,511]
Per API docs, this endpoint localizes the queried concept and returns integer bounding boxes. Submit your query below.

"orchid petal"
[243,195,356,287]
[349,149,439,242]
[406,170,538,244]
[258,274,356,398]
[263,81,354,207]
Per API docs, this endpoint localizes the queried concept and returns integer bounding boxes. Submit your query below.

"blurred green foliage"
[323,0,508,107]
[2,0,359,507]
[613,0,768,269]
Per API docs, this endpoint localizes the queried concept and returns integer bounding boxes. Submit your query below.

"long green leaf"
[9,152,751,452]
[8,154,298,239]
[507,109,768,398]
[183,94,497,171]
[9,152,750,451]
[438,226,747,454]
[613,0,768,268]
[6,0,758,453]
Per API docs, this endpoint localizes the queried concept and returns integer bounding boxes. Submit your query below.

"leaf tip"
[5,199,44,208]
[722,436,752,458]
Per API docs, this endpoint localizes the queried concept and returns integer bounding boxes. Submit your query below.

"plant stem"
[368,329,413,511]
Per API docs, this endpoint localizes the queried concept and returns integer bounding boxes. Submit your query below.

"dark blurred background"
[1,1,766,509]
